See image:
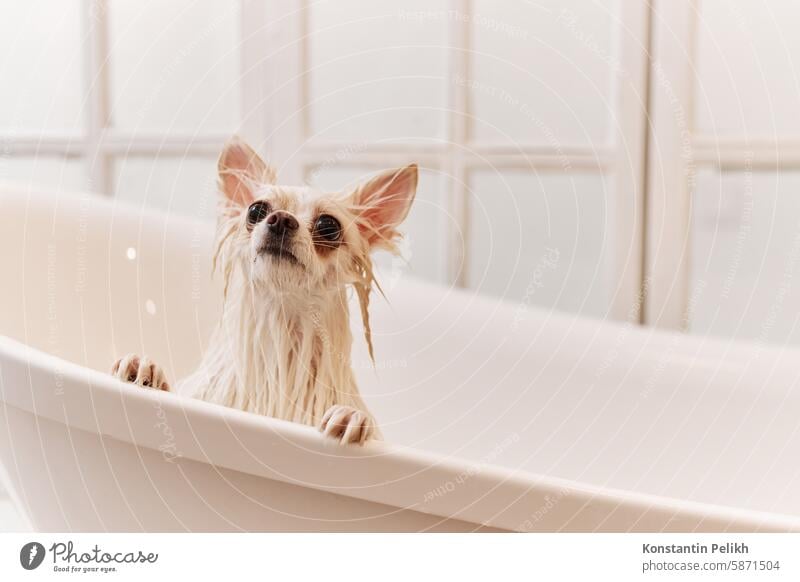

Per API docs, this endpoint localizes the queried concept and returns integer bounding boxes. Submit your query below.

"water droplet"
[145,300,156,315]
[126,247,137,260]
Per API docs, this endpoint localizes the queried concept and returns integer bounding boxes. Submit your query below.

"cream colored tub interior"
[1,187,799,532]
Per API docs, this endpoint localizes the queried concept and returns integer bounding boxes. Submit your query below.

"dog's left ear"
[218,136,277,206]
[351,164,418,246]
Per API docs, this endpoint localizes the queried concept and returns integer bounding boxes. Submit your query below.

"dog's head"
[214,137,417,303]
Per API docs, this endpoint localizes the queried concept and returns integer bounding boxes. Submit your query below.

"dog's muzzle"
[257,212,302,267]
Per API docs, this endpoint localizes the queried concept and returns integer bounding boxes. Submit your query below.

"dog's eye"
[314,214,342,243]
[246,201,271,228]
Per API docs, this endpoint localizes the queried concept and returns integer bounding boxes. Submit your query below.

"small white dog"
[112,137,417,444]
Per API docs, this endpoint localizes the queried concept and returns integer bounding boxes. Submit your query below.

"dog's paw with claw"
[111,354,170,391]
[319,404,375,445]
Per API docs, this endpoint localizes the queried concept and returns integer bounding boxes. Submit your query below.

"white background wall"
[3,2,800,328]
[1,0,631,321]
[687,1,800,343]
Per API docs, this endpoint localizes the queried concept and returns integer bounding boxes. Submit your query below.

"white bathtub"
[1,187,799,532]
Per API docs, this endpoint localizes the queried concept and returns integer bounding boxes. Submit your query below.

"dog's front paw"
[111,354,170,391]
[319,405,375,445]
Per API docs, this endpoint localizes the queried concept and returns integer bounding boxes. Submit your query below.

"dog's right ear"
[218,137,276,206]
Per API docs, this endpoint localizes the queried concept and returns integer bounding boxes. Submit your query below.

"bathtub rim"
[1,335,799,533]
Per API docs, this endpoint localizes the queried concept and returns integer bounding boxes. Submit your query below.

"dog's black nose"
[266,211,299,235]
